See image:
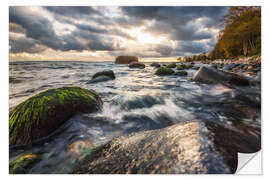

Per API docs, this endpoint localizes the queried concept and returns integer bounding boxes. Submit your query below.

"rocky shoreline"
[9,55,261,174]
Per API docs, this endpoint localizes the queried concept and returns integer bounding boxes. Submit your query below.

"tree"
[210,6,261,59]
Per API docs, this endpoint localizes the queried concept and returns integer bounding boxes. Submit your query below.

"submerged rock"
[174,70,188,76]
[92,70,115,80]
[88,70,115,83]
[129,62,145,69]
[9,153,41,174]
[192,66,250,86]
[73,120,260,174]
[155,67,175,76]
[166,63,176,68]
[150,62,161,68]
[115,56,138,64]
[88,76,113,83]
[9,87,102,147]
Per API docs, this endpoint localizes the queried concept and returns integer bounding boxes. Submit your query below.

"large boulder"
[150,62,161,68]
[115,56,138,64]
[9,87,102,147]
[155,67,175,76]
[192,66,250,86]
[73,120,260,174]
[129,62,145,69]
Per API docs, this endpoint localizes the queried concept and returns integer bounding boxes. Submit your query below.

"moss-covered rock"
[177,64,185,70]
[185,64,193,69]
[155,67,175,76]
[9,87,102,147]
[177,64,193,70]
[174,70,188,76]
[166,63,176,68]
[9,153,41,174]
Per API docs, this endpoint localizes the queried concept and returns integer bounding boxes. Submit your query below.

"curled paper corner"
[236,150,262,174]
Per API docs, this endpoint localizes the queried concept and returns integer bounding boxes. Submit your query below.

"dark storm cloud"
[121,6,228,41]
[9,6,229,57]
[9,6,122,53]
[9,36,45,54]
[45,6,102,18]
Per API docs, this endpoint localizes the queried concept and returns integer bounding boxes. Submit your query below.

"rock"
[166,63,176,68]
[185,64,193,69]
[192,66,250,86]
[115,56,138,64]
[9,153,41,174]
[223,64,239,71]
[254,72,261,83]
[177,64,185,70]
[174,70,188,76]
[192,65,201,70]
[88,76,113,83]
[92,70,115,80]
[210,64,218,69]
[150,62,161,68]
[9,87,102,147]
[129,62,145,69]
[73,120,260,174]
[155,67,175,76]
[88,70,115,83]
[177,64,193,70]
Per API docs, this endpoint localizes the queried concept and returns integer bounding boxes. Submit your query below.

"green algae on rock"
[9,153,41,174]
[166,63,176,68]
[9,87,102,147]
[177,64,185,70]
[177,64,193,70]
[155,67,175,76]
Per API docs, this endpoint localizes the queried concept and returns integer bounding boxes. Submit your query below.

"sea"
[9,61,261,173]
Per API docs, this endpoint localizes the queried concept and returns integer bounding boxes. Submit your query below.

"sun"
[128,27,161,44]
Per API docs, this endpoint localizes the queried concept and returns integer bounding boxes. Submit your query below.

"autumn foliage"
[209,7,261,59]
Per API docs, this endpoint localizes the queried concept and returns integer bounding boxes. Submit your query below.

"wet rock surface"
[9,87,102,147]
[92,70,115,80]
[73,120,260,174]
[166,63,177,68]
[150,62,161,68]
[192,66,250,86]
[129,62,145,69]
[155,67,175,76]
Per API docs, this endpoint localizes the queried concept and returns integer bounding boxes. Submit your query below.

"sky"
[9,6,229,62]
